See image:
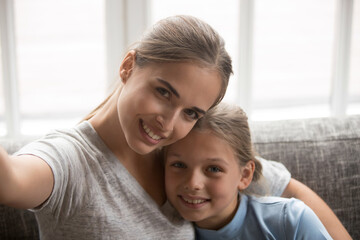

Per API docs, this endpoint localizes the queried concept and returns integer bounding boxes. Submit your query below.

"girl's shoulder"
[246,195,332,239]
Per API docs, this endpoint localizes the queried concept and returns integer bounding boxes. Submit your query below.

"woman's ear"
[119,50,136,84]
[238,161,255,191]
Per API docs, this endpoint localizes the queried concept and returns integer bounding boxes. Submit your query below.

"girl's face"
[117,53,222,155]
[165,130,248,230]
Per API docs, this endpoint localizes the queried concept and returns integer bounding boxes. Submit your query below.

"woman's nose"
[156,109,180,132]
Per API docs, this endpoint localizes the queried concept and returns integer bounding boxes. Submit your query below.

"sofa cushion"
[0,205,39,239]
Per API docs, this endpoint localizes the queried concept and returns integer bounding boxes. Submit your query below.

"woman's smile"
[139,120,163,144]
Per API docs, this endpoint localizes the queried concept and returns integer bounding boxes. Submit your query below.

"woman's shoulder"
[16,121,104,155]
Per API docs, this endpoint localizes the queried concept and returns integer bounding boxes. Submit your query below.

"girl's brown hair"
[84,15,232,121]
[193,103,262,182]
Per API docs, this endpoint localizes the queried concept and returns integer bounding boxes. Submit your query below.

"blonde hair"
[84,15,232,121]
[193,103,262,182]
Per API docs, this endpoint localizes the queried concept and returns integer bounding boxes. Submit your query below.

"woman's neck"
[88,90,166,206]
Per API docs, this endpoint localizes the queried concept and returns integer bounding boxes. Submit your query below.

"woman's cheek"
[170,123,193,144]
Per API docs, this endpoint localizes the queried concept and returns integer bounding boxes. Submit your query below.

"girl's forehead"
[169,130,234,157]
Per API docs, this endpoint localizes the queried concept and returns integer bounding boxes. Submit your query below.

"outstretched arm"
[282,178,352,240]
[0,146,53,209]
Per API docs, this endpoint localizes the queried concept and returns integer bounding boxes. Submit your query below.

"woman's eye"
[156,87,170,98]
[171,162,186,168]
[207,166,222,173]
[184,109,199,120]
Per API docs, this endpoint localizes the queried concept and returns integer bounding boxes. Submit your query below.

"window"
[150,0,359,121]
[0,0,107,138]
[348,0,360,115]
[251,0,336,120]
[0,38,4,137]
[1,0,359,140]
[15,0,106,135]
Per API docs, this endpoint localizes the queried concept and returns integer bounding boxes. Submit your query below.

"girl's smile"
[179,195,210,209]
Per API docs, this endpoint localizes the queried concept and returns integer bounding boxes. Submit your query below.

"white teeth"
[142,122,161,140]
[183,197,206,204]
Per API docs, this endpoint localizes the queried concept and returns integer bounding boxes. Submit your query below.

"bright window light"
[348,0,360,115]
[251,0,336,120]
[14,0,107,134]
[0,39,5,136]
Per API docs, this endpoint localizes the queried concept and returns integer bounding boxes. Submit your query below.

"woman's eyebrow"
[157,78,180,98]
[156,78,207,114]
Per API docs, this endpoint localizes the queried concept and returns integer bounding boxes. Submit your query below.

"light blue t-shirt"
[195,194,332,240]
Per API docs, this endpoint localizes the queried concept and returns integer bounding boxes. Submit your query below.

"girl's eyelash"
[207,166,223,173]
[171,162,186,168]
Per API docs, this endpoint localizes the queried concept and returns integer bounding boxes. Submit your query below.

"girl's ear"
[238,161,255,191]
[119,50,136,83]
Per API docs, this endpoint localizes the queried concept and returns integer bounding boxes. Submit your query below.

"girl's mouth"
[179,195,210,208]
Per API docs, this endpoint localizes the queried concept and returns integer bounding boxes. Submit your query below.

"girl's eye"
[184,109,200,120]
[171,162,186,168]
[156,87,170,98]
[207,166,222,173]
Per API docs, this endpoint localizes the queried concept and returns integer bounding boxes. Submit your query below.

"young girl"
[164,103,333,239]
[0,15,349,239]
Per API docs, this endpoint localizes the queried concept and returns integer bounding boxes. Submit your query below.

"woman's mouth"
[140,120,162,144]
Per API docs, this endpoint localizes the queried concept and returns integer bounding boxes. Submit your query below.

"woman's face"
[117,54,222,155]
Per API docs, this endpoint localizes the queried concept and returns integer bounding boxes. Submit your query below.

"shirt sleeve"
[15,131,88,220]
[284,199,333,239]
[245,156,291,197]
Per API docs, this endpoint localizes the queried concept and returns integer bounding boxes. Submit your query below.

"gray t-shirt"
[16,121,290,239]
[16,121,193,239]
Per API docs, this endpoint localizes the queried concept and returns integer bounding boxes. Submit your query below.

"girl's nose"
[184,171,204,191]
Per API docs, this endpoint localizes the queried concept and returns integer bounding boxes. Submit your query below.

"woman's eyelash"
[156,87,170,98]
[184,109,200,120]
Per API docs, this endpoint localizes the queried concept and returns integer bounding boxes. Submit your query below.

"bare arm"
[0,146,54,209]
[282,178,352,240]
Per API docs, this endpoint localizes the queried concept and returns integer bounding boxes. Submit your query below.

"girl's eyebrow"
[207,158,229,166]
[156,78,206,115]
